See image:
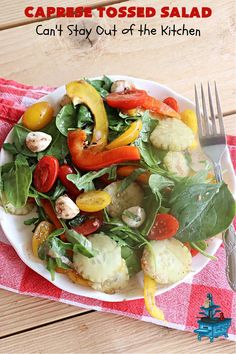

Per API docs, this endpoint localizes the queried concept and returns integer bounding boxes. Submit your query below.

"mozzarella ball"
[163,151,190,177]
[150,118,194,151]
[104,181,144,218]
[111,80,135,93]
[25,131,52,152]
[122,206,146,228]
[73,234,129,293]
[55,195,80,219]
[141,238,192,284]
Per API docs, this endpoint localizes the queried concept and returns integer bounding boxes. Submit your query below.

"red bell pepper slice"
[67,129,140,171]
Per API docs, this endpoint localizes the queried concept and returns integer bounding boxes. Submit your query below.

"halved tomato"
[106,90,148,110]
[33,156,59,193]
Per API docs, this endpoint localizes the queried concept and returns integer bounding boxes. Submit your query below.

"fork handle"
[213,162,236,291]
[223,225,236,292]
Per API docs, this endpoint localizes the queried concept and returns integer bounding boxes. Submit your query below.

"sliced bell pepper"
[66,80,108,150]
[117,166,150,184]
[67,129,140,171]
[142,95,181,119]
[143,275,165,320]
[106,120,142,150]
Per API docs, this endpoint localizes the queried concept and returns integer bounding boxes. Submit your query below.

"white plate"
[0,76,235,302]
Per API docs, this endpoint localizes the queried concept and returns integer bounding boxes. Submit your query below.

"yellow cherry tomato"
[181,109,198,135]
[22,102,54,131]
[32,221,55,257]
[76,190,111,212]
[143,275,165,320]
[106,120,142,150]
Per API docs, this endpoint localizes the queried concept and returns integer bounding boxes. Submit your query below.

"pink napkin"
[0,78,235,340]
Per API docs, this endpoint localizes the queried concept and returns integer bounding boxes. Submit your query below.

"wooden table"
[0,1,235,352]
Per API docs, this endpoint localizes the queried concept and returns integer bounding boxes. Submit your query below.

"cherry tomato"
[106,90,148,110]
[76,190,111,212]
[32,221,55,257]
[163,97,179,112]
[148,214,179,240]
[73,211,103,236]
[58,165,81,197]
[33,156,59,193]
[183,242,199,257]
[22,102,54,131]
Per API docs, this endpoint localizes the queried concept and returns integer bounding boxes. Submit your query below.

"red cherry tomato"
[183,242,199,256]
[58,164,81,198]
[148,214,179,240]
[106,90,148,110]
[33,156,59,193]
[163,97,179,113]
[73,211,103,236]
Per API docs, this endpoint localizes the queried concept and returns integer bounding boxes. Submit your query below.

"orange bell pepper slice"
[67,129,140,171]
[143,95,181,119]
[40,199,66,241]
[117,166,150,184]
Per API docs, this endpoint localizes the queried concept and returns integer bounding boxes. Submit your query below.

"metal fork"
[195,82,236,292]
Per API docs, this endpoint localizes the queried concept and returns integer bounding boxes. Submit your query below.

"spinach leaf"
[170,182,236,242]
[56,103,76,136]
[13,124,36,157]
[39,120,69,161]
[149,174,174,195]
[121,246,141,276]
[65,229,95,258]
[87,76,113,98]
[67,166,117,192]
[77,105,93,127]
[3,143,18,155]
[68,214,87,227]
[1,156,32,208]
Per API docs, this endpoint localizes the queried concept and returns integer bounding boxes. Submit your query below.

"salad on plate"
[0,76,235,319]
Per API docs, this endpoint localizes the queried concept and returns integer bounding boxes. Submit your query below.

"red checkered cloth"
[0,78,235,340]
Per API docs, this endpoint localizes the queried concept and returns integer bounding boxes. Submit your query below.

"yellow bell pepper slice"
[32,221,55,257]
[106,120,142,150]
[66,80,108,150]
[143,275,165,320]
[181,109,198,135]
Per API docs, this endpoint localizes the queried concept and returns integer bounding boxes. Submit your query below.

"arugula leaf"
[121,246,141,276]
[46,257,57,281]
[139,111,157,142]
[65,229,95,258]
[149,174,174,195]
[118,168,145,193]
[13,124,36,157]
[139,192,160,236]
[170,182,236,242]
[56,103,76,136]
[67,166,117,191]
[24,217,39,226]
[1,156,32,208]
[49,181,66,201]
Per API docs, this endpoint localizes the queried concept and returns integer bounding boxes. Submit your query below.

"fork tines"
[194,82,226,143]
